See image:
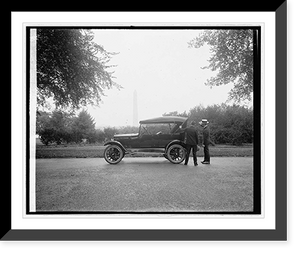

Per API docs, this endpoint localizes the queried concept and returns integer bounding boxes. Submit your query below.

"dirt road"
[35,157,254,213]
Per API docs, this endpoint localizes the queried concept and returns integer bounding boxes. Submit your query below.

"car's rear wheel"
[166,144,186,164]
[104,145,124,164]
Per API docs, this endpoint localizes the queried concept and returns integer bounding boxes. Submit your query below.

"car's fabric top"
[139,116,188,124]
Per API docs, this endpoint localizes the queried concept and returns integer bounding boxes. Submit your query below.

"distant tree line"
[36,110,139,145]
[37,104,252,146]
[164,103,253,145]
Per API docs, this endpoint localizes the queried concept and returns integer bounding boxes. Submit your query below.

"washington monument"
[133,90,138,126]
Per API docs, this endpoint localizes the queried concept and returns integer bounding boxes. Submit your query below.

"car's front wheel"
[104,145,124,164]
[166,144,186,164]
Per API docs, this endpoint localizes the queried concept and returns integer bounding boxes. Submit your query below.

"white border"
[29,28,37,213]
[11,12,275,230]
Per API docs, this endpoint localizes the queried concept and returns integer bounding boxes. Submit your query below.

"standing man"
[181,121,199,166]
[200,119,210,164]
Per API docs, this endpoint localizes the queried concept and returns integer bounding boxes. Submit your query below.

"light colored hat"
[199,119,209,125]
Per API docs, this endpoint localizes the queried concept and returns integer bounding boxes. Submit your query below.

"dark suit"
[183,125,199,165]
[202,125,210,162]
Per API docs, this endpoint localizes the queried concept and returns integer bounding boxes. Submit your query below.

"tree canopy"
[36,28,120,109]
[189,29,254,103]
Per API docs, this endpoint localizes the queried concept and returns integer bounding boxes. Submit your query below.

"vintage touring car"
[103,116,188,164]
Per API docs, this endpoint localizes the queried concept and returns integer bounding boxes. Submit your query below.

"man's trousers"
[185,144,198,165]
[203,145,210,162]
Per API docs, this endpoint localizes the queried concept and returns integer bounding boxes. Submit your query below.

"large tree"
[36,28,120,109]
[189,29,254,103]
[71,110,96,143]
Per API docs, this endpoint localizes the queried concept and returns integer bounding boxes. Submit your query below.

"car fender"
[104,140,127,153]
[165,140,186,152]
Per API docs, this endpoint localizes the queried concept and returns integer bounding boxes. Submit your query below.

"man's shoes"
[194,163,198,166]
[201,161,210,164]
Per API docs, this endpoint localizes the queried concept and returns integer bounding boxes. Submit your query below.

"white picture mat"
[11,11,275,230]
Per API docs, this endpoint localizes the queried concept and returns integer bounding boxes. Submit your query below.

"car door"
[138,124,155,148]
[139,134,154,148]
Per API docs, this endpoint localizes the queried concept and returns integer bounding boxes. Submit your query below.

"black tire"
[166,144,186,164]
[104,145,124,164]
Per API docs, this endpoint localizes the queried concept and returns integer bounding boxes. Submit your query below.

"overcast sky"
[87,29,238,128]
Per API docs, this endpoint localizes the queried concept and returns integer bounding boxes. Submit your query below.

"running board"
[125,148,165,155]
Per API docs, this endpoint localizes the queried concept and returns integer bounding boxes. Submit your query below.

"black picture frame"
[5,1,287,241]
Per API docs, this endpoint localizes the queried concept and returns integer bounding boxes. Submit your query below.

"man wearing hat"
[200,119,210,164]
